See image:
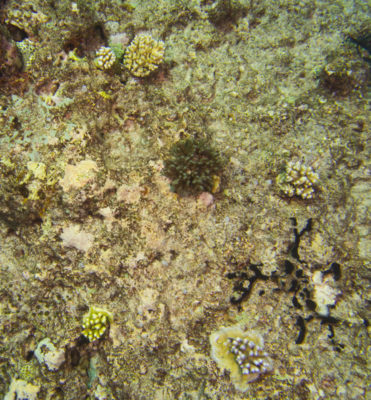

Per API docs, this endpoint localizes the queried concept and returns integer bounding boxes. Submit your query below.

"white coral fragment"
[60,159,98,192]
[35,338,65,371]
[61,225,94,252]
[4,378,40,400]
[312,271,341,316]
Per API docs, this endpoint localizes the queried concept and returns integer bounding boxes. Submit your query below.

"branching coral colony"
[123,33,164,77]
[210,326,273,392]
[94,46,117,70]
[276,161,319,200]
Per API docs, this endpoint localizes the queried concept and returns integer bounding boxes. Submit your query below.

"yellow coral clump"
[210,325,273,392]
[123,34,164,77]
[95,46,116,70]
[277,160,319,199]
[82,306,113,342]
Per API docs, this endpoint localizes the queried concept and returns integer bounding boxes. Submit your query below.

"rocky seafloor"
[0,0,370,399]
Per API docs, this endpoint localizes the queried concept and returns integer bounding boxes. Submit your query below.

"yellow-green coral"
[16,39,37,70]
[82,306,113,342]
[123,34,164,77]
[94,46,116,70]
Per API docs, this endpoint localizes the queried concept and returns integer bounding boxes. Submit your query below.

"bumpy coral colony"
[210,326,273,392]
[95,46,117,70]
[277,160,319,199]
[82,306,113,342]
[123,33,165,77]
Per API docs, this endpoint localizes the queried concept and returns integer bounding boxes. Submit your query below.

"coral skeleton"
[34,338,65,371]
[210,326,273,392]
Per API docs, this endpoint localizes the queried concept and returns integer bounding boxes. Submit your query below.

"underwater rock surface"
[0,0,369,399]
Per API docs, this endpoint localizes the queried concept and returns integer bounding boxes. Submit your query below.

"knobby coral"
[123,33,164,77]
[82,306,113,341]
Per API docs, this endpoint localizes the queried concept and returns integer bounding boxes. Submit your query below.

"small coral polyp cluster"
[82,306,112,342]
[210,326,273,392]
[278,160,319,199]
[95,46,116,70]
[123,33,164,77]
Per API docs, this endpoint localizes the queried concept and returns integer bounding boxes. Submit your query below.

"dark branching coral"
[163,137,223,195]
[320,61,358,97]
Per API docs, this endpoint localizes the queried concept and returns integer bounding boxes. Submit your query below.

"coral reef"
[0,0,370,398]
[123,33,165,77]
[210,325,273,392]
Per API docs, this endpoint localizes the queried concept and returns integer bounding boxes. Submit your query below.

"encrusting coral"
[16,39,37,71]
[123,33,164,77]
[4,3,48,37]
[209,325,273,392]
